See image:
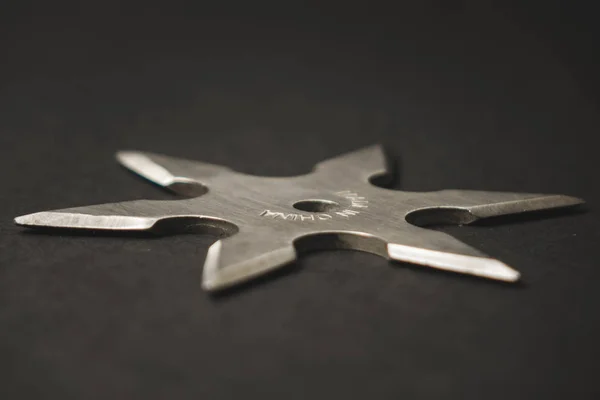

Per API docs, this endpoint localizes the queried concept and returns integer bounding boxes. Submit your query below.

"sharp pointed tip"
[444,257,522,283]
[486,259,521,282]
[507,270,521,282]
[200,240,247,292]
[201,278,223,292]
[116,150,145,172]
[115,150,142,163]
[115,150,151,168]
[14,213,34,226]
[201,241,226,292]
[15,212,51,227]
[559,195,585,207]
[367,142,385,151]
[452,257,522,283]
[360,143,386,156]
[200,238,297,292]
[15,212,55,227]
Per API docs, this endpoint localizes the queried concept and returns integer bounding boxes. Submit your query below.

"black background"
[1,1,598,399]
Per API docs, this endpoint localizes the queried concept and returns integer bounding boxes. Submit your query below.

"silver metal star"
[15,145,583,291]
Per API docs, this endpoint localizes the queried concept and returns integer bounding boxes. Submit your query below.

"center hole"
[293,199,340,213]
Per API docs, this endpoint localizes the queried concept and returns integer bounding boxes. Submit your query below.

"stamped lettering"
[260,210,332,222]
[335,209,360,218]
[335,191,369,208]
[260,190,369,222]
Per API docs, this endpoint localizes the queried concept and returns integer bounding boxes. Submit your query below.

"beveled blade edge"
[314,144,392,182]
[468,194,584,220]
[15,211,158,231]
[116,151,182,188]
[201,240,298,292]
[388,243,520,282]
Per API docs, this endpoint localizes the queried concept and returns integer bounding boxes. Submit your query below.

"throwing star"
[15,145,583,291]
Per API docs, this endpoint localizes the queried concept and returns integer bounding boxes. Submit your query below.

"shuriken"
[15,145,583,291]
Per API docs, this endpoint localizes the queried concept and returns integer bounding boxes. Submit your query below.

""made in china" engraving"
[260,190,369,222]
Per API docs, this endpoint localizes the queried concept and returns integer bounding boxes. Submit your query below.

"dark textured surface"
[1,2,598,399]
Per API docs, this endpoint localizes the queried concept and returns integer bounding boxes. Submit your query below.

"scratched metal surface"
[1,3,598,400]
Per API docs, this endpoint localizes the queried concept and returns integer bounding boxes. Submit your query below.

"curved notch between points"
[293,231,388,258]
[405,207,478,227]
[151,216,239,237]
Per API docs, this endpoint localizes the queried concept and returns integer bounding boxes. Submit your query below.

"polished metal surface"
[15,145,583,291]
